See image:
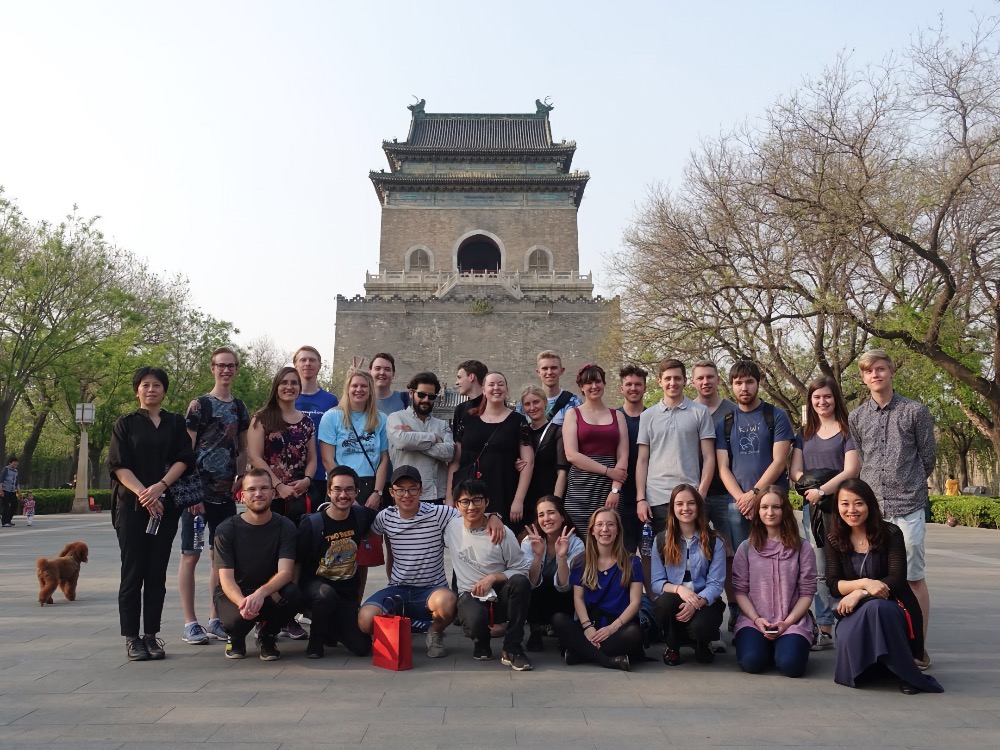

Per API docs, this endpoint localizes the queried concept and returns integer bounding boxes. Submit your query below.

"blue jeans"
[705,494,750,556]
[734,628,811,678]
[801,504,835,627]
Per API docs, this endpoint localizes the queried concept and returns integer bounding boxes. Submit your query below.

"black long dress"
[826,523,943,692]
[456,411,531,530]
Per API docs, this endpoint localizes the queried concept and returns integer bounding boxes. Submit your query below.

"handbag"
[168,469,205,510]
[794,468,839,514]
[372,595,412,671]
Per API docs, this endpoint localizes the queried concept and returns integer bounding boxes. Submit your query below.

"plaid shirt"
[848,393,936,517]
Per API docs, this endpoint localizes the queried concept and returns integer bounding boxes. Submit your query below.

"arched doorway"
[457,235,501,273]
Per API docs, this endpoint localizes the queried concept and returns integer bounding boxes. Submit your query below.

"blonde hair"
[337,368,381,433]
[580,509,632,591]
[536,350,562,365]
[520,384,547,404]
[858,349,895,373]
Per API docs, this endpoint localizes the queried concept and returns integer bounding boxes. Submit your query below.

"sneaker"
[125,636,150,662]
[257,634,281,661]
[295,613,312,626]
[811,631,834,652]
[225,635,246,659]
[710,639,727,654]
[143,635,166,660]
[473,640,493,661]
[182,622,210,645]
[695,640,715,664]
[282,621,308,640]
[501,650,533,672]
[426,630,447,658]
[663,647,681,666]
[205,618,228,641]
[525,630,544,652]
[306,639,324,659]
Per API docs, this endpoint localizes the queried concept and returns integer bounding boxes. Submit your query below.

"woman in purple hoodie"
[732,486,817,677]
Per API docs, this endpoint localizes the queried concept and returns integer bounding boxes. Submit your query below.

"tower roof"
[407,113,552,150]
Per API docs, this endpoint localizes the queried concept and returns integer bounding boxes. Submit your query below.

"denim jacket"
[650,532,725,604]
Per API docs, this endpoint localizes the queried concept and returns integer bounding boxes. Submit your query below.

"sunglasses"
[412,392,438,401]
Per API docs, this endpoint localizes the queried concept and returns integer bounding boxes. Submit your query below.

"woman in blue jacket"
[651,483,726,666]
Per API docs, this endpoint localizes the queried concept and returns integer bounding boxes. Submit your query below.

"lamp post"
[72,403,96,513]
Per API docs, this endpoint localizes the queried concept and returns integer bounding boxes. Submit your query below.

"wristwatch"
[373,489,382,496]
[816,488,826,497]
[752,487,761,495]
[611,488,620,495]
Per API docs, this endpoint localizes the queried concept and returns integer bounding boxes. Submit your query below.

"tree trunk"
[18,408,49,487]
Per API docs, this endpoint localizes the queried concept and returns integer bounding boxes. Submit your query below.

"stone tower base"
[334,295,618,394]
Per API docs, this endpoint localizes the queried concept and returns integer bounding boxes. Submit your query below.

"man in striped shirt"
[357,466,505,658]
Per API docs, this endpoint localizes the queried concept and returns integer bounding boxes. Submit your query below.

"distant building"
[334,99,615,408]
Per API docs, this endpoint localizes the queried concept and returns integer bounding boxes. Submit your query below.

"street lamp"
[72,403,96,513]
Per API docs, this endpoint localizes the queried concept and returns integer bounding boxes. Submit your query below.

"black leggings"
[303,579,371,656]
[551,612,643,668]
[526,581,574,628]
[653,592,725,649]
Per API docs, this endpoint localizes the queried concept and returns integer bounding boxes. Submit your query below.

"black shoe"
[564,650,584,666]
[663,647,681,666]
[695,641,715,664]
[125,636,150,662]
[525,630,544,652]
[143,635,166,660]
[609,655,630,672]
[225,635,247,659]
[899,681,922,695]
[473,640,493,661]
[257,633,281,661]
[306,639,324,659]
[501,649,533,672]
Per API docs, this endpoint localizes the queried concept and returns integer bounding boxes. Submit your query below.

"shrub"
[24,489,112,515]
[929,495,1000,529]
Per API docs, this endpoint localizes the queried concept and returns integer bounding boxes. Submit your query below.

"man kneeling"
[446,479,533,671]
[214,469,301,660]
[357,466,505,659]
[296,466,376,659]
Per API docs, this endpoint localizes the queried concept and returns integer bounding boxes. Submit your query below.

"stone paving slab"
[1,512,998,748]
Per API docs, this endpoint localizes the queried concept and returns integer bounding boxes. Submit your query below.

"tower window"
[527,249,550,272]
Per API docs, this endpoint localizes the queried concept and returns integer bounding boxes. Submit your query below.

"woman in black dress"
[450,372,533,531]
[826,478,943,694]
[109,367,193,662]
[520,384,568,513]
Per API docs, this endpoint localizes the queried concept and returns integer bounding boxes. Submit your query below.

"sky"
[1,1,995,364]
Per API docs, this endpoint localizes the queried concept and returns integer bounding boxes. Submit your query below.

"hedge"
[791,490,1000,529]
[20,489,113,515]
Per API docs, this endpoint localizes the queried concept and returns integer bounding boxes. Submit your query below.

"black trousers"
[1,491,17,525]
[456,576,531,652]
[551,611,643,667]
[214,582,302,639]
[303,578,371,656]
[114,499,180,637]
[653,592,725,649]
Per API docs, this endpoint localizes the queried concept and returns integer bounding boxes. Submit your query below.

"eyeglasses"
[457,496,487,507]
[391,487,421,497]
[213,363,238,371]
[412,392,438,401]
[330,487,357,496]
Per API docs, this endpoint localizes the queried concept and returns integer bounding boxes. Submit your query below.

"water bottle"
[640,521,653,557]
[145,493,166,535]
[192,513,206,551]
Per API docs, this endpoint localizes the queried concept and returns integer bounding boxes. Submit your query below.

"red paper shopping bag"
[372,598,412,671]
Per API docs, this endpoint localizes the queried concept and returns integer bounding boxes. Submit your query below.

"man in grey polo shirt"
[848,349,935,656]
[635,359,716,535]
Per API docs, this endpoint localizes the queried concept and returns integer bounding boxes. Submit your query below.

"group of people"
[106,345,943,693]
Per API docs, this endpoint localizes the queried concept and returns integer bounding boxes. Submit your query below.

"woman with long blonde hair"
[551,508,643,671]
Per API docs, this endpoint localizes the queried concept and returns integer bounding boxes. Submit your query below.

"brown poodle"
[37,541,89,606]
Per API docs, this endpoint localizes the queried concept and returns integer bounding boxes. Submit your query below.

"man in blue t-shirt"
[294,345,339,509]
[370,352,409,416]
[715,361,793,592]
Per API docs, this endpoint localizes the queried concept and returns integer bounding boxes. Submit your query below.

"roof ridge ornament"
[408,97,426,115]
[535,97,554,115]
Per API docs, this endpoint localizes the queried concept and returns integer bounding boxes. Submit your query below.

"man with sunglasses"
[386,372,454,504]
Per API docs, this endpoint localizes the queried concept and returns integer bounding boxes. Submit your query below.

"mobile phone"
[764,626,780,635]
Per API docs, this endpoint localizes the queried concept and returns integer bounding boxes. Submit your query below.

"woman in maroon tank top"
[562,364,628,538]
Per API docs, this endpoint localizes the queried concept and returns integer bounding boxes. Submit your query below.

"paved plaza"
[0,511,997,749]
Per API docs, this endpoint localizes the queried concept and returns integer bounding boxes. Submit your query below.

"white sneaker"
[426,630,447,658]
[811,631,834,651]
[710,639,727,654]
